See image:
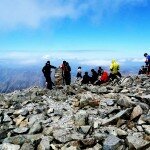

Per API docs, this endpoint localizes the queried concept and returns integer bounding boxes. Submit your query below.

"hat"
[46,61,50,64]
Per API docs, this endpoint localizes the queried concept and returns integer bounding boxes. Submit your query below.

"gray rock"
[42,127,53,136]
[1,143,20,150]
[121,77,133,87]
[142,125,150,135]
[28,114,45,126]
[0,129,10,140]
[87,143,102,150]
[74,110,88,126]
[29,122,42,134]
[102,108,131,125]
[20,143,34,150]
[13,127,29,134]
[37,136,50,150]
[141,114,150,124]
[13,115,25,126]
[3,113,12,122]
[71,133,84,140]
[79,126,91,134]
[136,125,143,132]
[106,99,115,106]
[3,135,28,145]
[142,94,150,105]
[117,95,133,108]
[126,135,150,149]
[103,135,121,150]
[53,129,72,143]
[93,133,107,141]
[24,134,44,144]
[79,92,93,107]
[130,105,143,120]
[98,87,108,93]
[20,109,29,116]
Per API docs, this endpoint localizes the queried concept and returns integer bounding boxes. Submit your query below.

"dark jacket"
[82,74,90,84]
[42,64,56,77]
[91,70,98,83]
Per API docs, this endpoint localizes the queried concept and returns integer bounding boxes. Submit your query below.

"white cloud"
[80,60,111,66]
[131,58,145,62]
[0,0,148,29]
[0,51,145,66]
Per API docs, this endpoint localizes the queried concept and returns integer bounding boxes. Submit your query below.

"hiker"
[42,61,56,90]
[61,60,67,85]
[81,72,90,84]
[144,53,150,74]
[95,70,109,85]
[64,62,71,85]
[98,67,103,76]
[91,69,98,84]
[109,59,121,81]
[138,66,147,75]
[76,66,82,79]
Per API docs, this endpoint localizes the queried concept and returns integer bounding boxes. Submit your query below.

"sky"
[0,0,150,66]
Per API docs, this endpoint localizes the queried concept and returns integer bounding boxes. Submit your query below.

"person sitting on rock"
[91,69,98,84]
[42,61,56,90]
[138,66,147,75]
[144,53,150,74]
[81,72,90,84]
[109,59,121,81]
[95,70,109,85]
[98,66,103,76]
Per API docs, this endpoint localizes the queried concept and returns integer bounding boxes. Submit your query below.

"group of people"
[42,59,121,90]
[80,59,121,85]
[42,53,150,90]
[42,60,71,89]
[138,53,150,75]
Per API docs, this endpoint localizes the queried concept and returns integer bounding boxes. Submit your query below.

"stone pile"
[0,75,150,150]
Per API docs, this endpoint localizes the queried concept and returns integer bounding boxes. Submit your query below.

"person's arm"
[42,66,45,74]
[110,64,113,71]
[50,65,57,69]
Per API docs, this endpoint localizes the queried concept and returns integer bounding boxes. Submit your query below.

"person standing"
[144,53,150,74]
[64,62,71,85]
[76,66,82,79]
[61,61,67,85]
[109,59,121,81]
[42,61,56,90]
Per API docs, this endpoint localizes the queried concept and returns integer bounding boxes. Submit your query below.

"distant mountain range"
[0,59,143,93]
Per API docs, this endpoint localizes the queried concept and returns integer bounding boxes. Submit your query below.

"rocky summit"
[0,75,150,150]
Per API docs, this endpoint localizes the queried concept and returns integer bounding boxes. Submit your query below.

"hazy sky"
[0,0,149,65]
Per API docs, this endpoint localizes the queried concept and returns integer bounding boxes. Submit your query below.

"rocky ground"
[0,75,150,150]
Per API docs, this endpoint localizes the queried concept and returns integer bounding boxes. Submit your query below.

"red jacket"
[100,71,109,82]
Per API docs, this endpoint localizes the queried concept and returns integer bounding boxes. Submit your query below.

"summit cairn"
[54,67,63,87]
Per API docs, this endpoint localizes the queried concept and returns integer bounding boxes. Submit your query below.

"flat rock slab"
[130,105,143,120]
[13,127,29,134]
[126,135,150,150]
[103,135,121,150]
[102,108,131,125]
[1,143,20,150]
